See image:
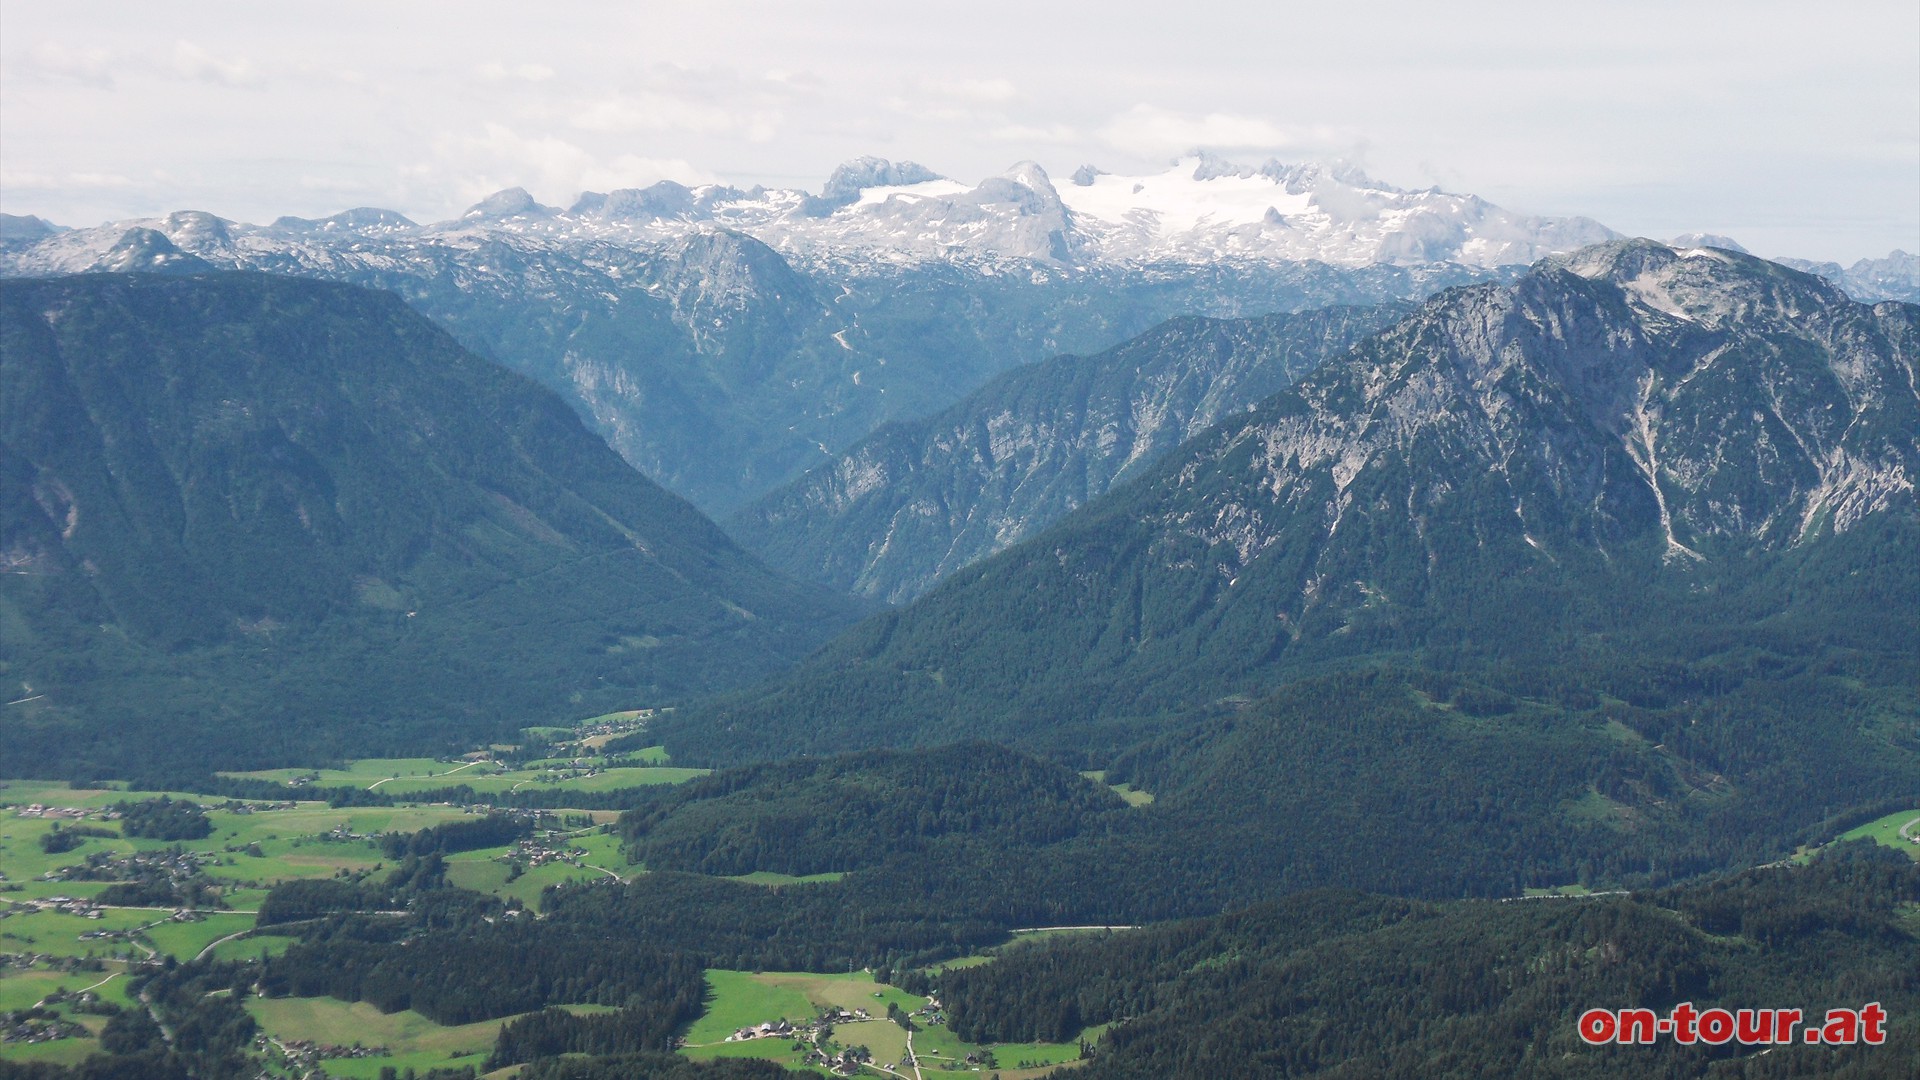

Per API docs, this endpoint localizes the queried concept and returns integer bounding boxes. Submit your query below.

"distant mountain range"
[0,273,862,779]
[0,154,1619,272]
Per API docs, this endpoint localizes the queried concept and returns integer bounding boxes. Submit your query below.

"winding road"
[366,759,483,790]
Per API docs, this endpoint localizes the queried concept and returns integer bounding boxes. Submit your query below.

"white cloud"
[920,77,1017,103]
[478,62,555,82]
[171,41,260,87]
[991,123,1078,144]
[25,43,115,89]
[1096,105,1312,158]
[570,93,779,142]
[428,123,716,209]
[0,169,135,190]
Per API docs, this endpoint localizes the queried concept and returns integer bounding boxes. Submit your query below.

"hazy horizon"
[3,0,1914,263]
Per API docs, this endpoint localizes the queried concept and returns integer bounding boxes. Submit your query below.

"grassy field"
[1079,770,1153,807]
[0,966,143,1068]
[220,758,489,790]
[248,996,618,1078]
[377,764,707,796]
[0,1035,99,1067]
[208,931,296,963]
[0,908,158,961]
[682,968,1087,1077]
[680,1038,835,1076]
[442,851,613,910]
[914,1020,1095,1071]
[724,871,846,886]
[248,996,500,1077]
[0,791,478,892]
[0,967,133,1011]
[142,912,258,961]
[682,970,822,1045]
[1838,808,1920,859]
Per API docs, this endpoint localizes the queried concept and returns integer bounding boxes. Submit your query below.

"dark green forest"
[920,844,1920,1078]
[0,273,863,779]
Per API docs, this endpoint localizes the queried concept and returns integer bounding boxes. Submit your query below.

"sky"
[2,0,1914,263]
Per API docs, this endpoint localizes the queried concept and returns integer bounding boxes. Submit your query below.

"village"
[258,1032,393,1075]
[720,1009,878,1077]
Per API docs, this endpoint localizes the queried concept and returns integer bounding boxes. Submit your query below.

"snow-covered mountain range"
[4,154,1620,274]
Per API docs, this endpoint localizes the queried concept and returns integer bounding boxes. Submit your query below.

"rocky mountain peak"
[0,213,64,245]
[821,156,945,201]
[462,187,554,221]
[91,228,216,274]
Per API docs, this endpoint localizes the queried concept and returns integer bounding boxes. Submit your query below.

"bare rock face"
[731,303,1410,603]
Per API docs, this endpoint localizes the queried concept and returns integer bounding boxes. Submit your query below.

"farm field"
[142,912,257,961]
[376,764,707,796]
[245,996,619,1078]
[208,931,296,963]
[221,757,497,790]
[0,908,161,961]
[681,968,1088,1077]
[217,754,706,797]
[442,849,613,910]
[0,965,137,1067]
[1838,808,1920,859]
[682,969,821,1045]
[0,1035,99,1067]
[0,966,136,1012]
[2,774,649,919]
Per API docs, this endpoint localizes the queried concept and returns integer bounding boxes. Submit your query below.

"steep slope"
[731,303,1408,602]
[0,273,863,779]
[659,244,1920,832]
[0,153,1607,514]
[1,210,1498,516]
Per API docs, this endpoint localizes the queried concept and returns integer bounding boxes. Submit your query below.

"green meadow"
[680,968,1088,1077]
[245,996,615,1078]
[1838,808,1920,859]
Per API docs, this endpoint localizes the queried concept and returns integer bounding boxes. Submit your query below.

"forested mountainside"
[0,273,862,780]
[731,303,1408,603]
[0,189,1509,515]
[656,242,1920,877]
[923,844,1920,1079]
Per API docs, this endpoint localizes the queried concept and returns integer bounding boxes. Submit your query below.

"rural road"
[74,972,120,996]
[366,759,483,790]
[195,928,254,963]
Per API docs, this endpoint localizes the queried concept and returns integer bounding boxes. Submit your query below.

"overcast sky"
[2,0,1914,262]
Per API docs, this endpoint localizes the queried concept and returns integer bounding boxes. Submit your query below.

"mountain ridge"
[661,240,1920,766]
[730,302,1411,602]
[0,271,865,779]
